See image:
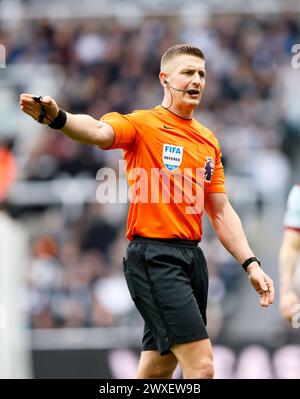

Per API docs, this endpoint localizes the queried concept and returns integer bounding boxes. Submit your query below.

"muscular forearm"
[210,201,254,266]
[60,113,105,146]
[206,193,274,306]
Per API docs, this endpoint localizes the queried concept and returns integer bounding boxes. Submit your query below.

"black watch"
[241,256,261,272]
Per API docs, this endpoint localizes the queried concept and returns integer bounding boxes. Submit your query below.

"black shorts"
[123,236,209,356]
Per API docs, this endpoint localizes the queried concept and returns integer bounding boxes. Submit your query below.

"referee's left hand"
[247,265,275,307]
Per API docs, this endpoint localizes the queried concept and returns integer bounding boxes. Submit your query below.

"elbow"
[97,123,115,149]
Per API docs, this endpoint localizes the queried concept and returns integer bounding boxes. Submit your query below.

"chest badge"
[162,144,183,171]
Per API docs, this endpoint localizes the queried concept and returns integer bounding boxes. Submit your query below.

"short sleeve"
[284,185,300,230]
[205,144,226,195]
[100,112,137,150]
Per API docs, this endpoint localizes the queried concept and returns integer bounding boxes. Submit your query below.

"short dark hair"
[160,44,205,70]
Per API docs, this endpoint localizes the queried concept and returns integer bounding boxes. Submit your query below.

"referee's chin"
[186,93,202,103]
[183,98,201,111]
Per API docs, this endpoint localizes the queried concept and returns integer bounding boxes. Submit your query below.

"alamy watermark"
[0,44,6,68]
[291,303,300,328]
[95,160,207,215]
[291,44,300,69]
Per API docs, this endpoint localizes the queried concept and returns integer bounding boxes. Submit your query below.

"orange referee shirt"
[101,105,225,241]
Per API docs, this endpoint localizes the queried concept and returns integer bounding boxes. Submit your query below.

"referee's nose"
[191,73,203,89]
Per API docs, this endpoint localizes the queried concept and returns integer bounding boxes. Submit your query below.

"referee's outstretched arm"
[205,192,275,308]
[19,93,114,149]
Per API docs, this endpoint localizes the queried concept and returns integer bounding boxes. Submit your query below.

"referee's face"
[164,55,206,113]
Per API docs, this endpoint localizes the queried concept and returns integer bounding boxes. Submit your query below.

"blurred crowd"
[1,12,300,334]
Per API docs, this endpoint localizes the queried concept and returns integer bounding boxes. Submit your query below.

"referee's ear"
[159,71,168,88]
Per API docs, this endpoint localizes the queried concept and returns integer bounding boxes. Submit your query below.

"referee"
[20,44,274,379]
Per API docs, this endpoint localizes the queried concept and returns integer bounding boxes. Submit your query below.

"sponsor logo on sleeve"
[204,156,214,182]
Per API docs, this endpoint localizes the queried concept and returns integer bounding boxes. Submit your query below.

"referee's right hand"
[19,93,59,125]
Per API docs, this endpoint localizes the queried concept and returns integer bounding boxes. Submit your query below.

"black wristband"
[241,256,261,272]
[49,109,67,129]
